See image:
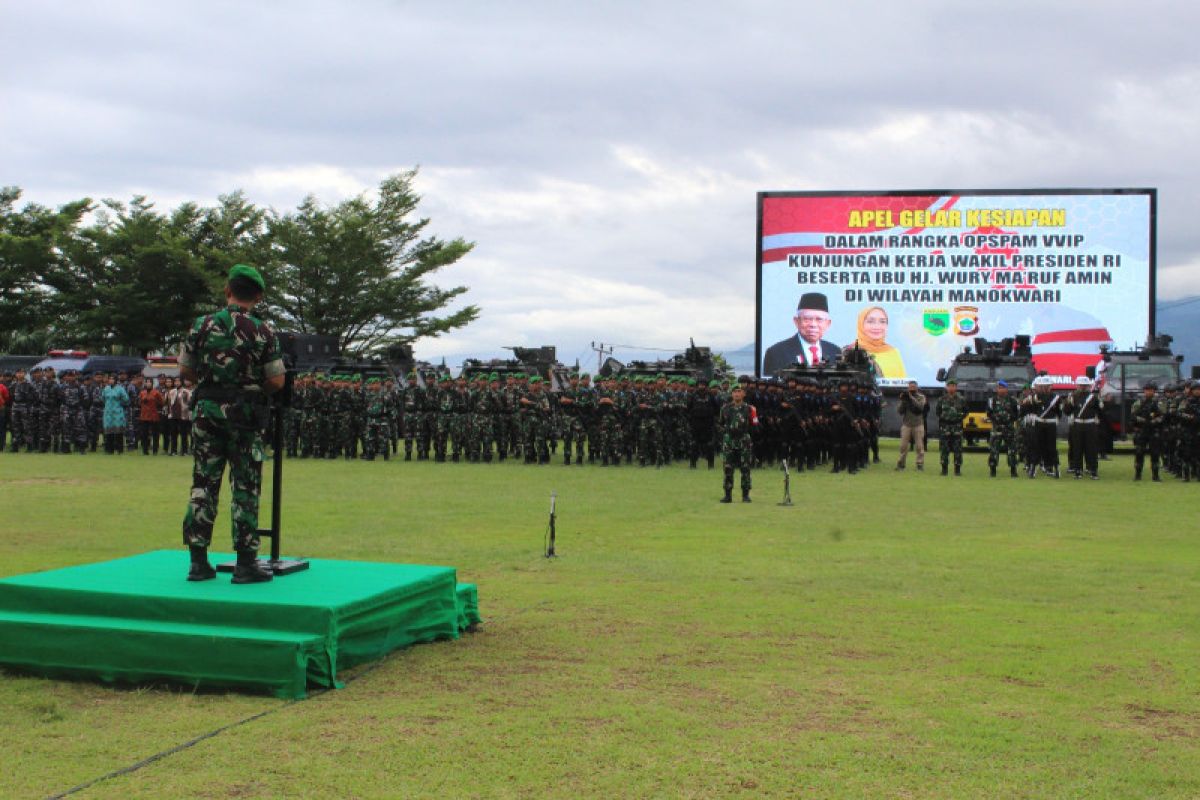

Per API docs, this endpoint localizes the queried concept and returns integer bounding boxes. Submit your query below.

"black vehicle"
[935,336,1037,446]
[31,350,149,377]
[0,354,43,374]
[1094,334,1184,439]
[277,333,414,382]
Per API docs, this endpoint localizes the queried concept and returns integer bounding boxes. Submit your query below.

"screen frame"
[754,188,1158,380]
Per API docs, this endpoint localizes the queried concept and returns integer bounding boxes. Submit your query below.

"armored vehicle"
[1093,334,1184,438]
[461,345,571,390]
[600,340,731,384]
[935,336,1037,446]
[774,341,879,390]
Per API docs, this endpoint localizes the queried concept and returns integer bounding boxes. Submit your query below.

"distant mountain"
[1158,296,1200,379]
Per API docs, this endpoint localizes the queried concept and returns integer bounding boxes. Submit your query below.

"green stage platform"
[0,551,480,699]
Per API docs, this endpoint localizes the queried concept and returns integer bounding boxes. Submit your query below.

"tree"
[55,197,213,355]
[269,170,477,354]
[0,187,91,346]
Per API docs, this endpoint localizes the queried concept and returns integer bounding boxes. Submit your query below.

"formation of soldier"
[4,365,1197,485]
[282,371,732,466]
[0,368,192,456]
[975,376,1200,481]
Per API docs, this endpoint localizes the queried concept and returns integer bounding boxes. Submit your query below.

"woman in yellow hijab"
[854,306,906,379]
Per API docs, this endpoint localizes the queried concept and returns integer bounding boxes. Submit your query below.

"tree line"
[0,170,477,357]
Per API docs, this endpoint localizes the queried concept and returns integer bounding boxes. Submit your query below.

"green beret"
[529,376,542,384]
[708,380,720,387]
[367,377,380,384]
[687,378,696,386]
[946,378,958,386]
[228,263,265,292]
[655,373,666,380]
[489,372,499,381]
[580,373,590,380]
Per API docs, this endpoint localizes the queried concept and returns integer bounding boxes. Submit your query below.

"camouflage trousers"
[939,430,963,469]
[638,419,664,466]
[364,417,391,459]
[722,436,752,493]
[988,429,1019,470]
[9,406,33,451]
[182,416,264,553]
[594,415,622,464]
[562,416,586,463]
[60,407,89,452]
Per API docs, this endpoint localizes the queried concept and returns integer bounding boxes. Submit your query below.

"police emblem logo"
[953,305,979,337]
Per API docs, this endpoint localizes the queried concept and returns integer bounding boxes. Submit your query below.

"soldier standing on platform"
[936,379,967,476]
[179,264,285,584]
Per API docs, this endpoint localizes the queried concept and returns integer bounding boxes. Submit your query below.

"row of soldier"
[281,371,884,474]
[926,376,1200,481]
[0,368,193,456]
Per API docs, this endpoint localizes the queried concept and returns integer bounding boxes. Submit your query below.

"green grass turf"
[1,443,1197,799]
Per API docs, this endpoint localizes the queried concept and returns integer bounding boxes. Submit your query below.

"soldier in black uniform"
[1063,376,1103,479]
[1130,383,1165,481]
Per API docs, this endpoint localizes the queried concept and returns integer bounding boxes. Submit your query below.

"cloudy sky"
[3,1,1197,366]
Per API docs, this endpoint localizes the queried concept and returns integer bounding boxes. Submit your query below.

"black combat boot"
[232,551,274,584]
[941,464,948,476]
[954,465,961,476]
[720,487,733,503]
[989,464,996,478]
[1152,468,1161,482]
[1010,465,1018,478]
[741,489,751,503]
[187,546,216,582]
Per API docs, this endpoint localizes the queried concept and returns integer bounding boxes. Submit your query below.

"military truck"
[935,336,1037,446]
[1093,334,1184,439]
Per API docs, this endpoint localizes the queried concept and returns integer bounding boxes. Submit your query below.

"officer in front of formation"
[986,380,1020,478]
[936,378,967,476]
[179,264,286,584]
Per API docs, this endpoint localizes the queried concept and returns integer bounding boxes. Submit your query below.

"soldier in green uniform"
[985,380,1020,478]
[936,378,967,476]
[179,264,284,584]
[363,378,390,460]
[718,383,756,503]
[1130,383,1165,481]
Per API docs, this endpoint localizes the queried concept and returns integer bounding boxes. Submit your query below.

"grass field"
[2,443,1198,799]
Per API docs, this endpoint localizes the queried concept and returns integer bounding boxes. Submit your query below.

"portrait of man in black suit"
[761,292,842,375]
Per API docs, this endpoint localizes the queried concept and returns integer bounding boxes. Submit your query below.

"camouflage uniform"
[59,372,91,453]
[559,380,588,465]
[936,389,967,475]
[986,390,1020,477]
[719,397,755,500]
[363,381,390,460]
[9,373,36,452]
[36,371,63,453]
[180,303,284,553]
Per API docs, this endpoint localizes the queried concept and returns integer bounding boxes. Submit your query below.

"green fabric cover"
[0,550,481,699]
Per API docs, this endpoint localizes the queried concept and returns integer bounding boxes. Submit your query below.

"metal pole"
[270,400,284,562]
